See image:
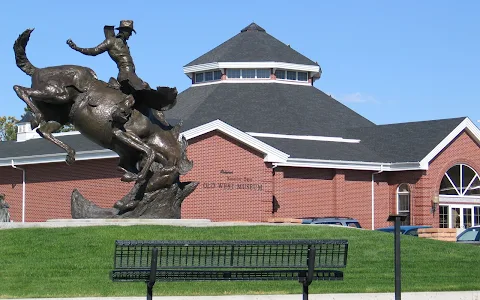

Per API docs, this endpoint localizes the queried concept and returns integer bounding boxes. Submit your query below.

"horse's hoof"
[65,154,75,165]
[113,199,138,212]
[30,119,39,129]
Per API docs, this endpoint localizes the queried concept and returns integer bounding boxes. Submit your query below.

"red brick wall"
[0,167,24,222]
[180,131,273,221]
[271,167,335,219]
[0,159,132,222]
[270,168,393,229]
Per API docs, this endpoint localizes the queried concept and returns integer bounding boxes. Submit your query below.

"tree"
[0,116,18,141]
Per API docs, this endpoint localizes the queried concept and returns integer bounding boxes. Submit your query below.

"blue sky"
[1,0,479,125]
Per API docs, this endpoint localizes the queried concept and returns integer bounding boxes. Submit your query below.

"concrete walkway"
[4,293,480,300]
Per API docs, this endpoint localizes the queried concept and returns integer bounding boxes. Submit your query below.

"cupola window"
[256,69,271,78]
[287,71,297,80]
[297,72,308,81]
[242,69,256,78]
[226,69,241,78]
[226,69,271,79]
[194,70,223,83]
[275,69,285,79]
[275,69,309,82]
[205,72,213,81]
[195,73,204,83]
[213,70,222,80]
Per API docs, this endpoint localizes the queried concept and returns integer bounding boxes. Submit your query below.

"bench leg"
[146,248,158,300]
[147,285,153,300]
[302,284,309,300]
[301,246,316,300]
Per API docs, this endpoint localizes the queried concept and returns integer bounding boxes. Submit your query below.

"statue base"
[71,181,198,219]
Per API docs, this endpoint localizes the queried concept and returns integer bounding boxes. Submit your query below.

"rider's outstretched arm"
[67,38,111,56]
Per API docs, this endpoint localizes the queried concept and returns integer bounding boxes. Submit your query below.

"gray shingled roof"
[166,83,375,136]
[185,23,319,67]
[255,137,385,162]
[253,117,466,163]
[0,134,104,159]
[344,117,466,163]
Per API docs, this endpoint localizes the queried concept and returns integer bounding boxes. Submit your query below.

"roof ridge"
[376,117,466,127]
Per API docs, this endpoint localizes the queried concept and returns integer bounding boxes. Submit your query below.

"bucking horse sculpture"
[13,28,197,218]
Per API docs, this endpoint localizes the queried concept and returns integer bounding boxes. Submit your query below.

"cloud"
[339,92,378,104]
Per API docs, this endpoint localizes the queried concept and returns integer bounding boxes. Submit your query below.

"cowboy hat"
[116,20,136,33]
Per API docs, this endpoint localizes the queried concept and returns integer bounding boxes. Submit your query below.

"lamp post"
[387,214,407,300]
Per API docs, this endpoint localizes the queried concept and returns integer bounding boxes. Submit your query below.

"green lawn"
[0,225,479,298]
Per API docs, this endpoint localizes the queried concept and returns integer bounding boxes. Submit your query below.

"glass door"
[449,206,472,228]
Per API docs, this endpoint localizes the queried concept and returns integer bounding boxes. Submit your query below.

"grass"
[0,225,479,298]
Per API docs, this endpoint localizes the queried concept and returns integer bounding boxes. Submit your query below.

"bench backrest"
[114,239,348,270]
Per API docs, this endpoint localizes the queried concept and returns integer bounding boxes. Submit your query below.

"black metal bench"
[111,239,348,300]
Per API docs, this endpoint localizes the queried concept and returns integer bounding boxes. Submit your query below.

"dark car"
[457,226,480,245]
[376,225,432,237]
[299,217,362,228]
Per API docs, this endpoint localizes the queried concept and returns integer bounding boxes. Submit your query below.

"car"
[299,217,362,228]
[456,226,480,245]
[376,225,432,237]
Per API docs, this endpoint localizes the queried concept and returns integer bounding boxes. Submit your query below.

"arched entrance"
[438,164,480,228]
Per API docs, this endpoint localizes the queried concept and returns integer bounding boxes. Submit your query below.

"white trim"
[439,196,480,204]
[184,62,320,78]
[420,118,480,167]
[274,158,425,171]
[181,120,289,163]
[372,168,384,229]
[0,149,117,167]
[246,132,360,143]
[192,79,311,87]
[192,80,225,87]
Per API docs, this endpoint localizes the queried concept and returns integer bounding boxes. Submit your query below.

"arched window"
[397,184,410,225]
[439,164,480,196]
[438,164,480,228]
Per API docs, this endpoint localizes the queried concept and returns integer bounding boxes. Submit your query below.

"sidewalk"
[5,292,480,300]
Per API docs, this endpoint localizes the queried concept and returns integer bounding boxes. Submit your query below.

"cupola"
[183,23,321,86]
[16,112,38,142]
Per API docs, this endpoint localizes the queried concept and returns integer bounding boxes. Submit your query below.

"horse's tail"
[14,29,37,76]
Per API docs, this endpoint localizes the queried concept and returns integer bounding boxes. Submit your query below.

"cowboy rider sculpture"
[66,20,175,126]
[13,23,197,219]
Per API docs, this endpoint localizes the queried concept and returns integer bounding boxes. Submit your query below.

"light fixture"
[431,195,439,214]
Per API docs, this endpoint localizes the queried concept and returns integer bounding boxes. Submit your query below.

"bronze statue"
[13,26,197,219]
[0,194,10,222]
[67,20,147,91]
[66,20,173,126]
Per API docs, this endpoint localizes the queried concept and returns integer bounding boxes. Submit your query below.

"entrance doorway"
[439,205,478,228]
[438,164,480,228]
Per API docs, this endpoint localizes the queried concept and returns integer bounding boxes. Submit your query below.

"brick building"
[1,23,479,229]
